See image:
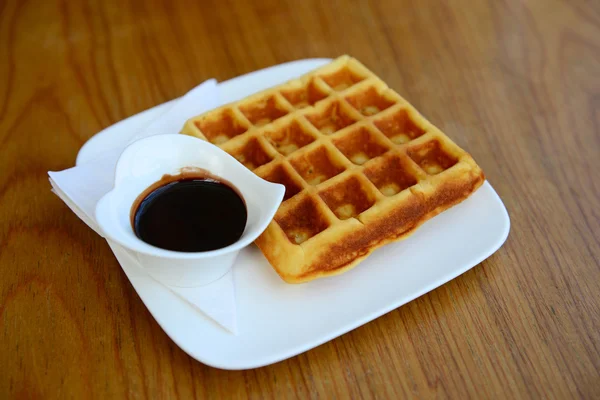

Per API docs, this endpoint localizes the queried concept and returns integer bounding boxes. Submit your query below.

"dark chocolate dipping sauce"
[131,170,247,252]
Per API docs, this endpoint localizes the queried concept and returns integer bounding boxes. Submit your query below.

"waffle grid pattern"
[181,56,484,283]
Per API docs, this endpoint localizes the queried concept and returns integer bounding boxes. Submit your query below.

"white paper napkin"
[48,79,239,334]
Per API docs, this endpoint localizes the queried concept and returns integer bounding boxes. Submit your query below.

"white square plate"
[77,58,510,370]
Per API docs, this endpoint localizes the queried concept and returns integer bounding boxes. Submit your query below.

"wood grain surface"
[1,0,599,398]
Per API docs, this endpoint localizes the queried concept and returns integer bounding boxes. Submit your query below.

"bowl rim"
[94,134,285,259]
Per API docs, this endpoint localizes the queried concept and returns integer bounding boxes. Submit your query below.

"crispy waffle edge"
[179,55,486,284]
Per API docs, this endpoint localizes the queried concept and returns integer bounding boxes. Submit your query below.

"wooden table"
[1,0,599,398]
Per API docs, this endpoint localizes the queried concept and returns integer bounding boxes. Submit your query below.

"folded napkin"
[48,80,239,334]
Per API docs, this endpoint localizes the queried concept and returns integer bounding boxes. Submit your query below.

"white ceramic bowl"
[95,134,285,287]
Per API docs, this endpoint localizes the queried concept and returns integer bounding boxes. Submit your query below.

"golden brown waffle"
[180,56,485,283]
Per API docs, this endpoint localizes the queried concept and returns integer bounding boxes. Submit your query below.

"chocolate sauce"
[131,170,247,252]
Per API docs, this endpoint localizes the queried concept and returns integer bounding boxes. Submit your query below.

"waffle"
[180,56,485,283]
